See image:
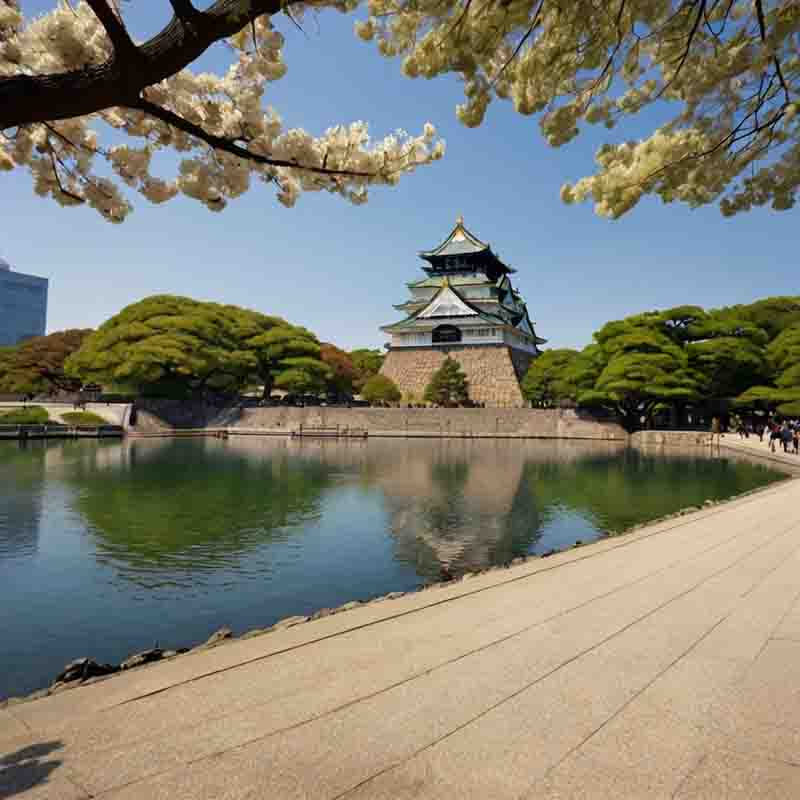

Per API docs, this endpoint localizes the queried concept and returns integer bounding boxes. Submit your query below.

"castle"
[380,217,545,407]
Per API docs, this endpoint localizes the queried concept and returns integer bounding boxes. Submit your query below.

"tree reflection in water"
[62,438,333,587]
[0,441,50,561]
[39,436,784,588]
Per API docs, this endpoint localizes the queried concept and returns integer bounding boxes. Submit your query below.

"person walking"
[710,416,721,449]
[782,423,793,453]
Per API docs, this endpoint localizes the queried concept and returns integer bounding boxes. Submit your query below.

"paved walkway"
[4,473,800,798]
[0,402,128,426]
[720,432,800,465]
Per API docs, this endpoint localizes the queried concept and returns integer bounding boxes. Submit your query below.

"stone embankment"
[380,345,534,407]
[630,429,712,447]
[130,401,628,440]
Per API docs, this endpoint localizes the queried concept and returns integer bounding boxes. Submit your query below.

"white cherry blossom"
[1,0,444,222]
[359,0,799,217]
[2,0,797,221]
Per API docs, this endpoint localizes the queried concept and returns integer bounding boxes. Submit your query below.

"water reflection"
[0,436,787,701]
[0,442,46,560]
[371,441,544,577]
[59,438,333,586]
[49,436,786,582]
[2,437,785,583]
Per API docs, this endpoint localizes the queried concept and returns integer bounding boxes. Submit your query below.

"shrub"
[361,374,401,405]
[424,357,470,407]
[0,406,50,424]
[60,411,109,426]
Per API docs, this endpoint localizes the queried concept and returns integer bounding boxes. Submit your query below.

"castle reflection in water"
[0,436,780,581]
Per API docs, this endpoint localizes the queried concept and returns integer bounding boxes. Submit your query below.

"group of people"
[732,418,800,454]
[765,420,800,454]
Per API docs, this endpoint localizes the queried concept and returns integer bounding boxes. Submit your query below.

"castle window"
[432,325,462,344]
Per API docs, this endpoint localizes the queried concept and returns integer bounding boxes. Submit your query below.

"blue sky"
[2,3,797,351]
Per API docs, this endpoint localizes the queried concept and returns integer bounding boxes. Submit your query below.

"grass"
[60,411,108,426]
[0,406,50,424]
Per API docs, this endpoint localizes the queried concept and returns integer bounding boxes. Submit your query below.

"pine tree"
[424,357,470,407]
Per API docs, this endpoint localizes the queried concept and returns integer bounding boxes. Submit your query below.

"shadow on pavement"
[0,740,65,799]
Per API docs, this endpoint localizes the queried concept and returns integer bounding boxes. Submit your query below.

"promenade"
[3,451,800,798]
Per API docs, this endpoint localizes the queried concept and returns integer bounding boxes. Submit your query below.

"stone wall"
[130,399,247,433]
[380,345,534,407]
[631,430,712,447]
[131,400,627,440]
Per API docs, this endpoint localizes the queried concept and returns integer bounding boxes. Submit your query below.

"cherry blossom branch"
[490,0,545,88]
[753,0,791,105]
[0,0,289,128]
[84,0,136,56]
[42,121,108,157]
[48,149,85,204]
[167,0,199,22]
[131,97,376,178]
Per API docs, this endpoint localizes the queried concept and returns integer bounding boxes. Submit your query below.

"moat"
[0,436,784,700]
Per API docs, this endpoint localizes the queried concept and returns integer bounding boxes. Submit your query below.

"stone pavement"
[4,474,800,798]
[720,432,800,468]
[0,402,129,426]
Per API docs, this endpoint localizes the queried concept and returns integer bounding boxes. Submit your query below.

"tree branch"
[0,0,288,129]
[48,150,85,204]
[85,0,137,57]
[168,0,199,21]
[131,97,374,178]
[753,0,791,105]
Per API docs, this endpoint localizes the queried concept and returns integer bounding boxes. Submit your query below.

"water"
[0,437,784,699]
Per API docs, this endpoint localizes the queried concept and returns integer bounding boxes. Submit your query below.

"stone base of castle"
[380,345,535,407]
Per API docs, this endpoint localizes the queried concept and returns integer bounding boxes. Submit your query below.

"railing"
[0,424,124,439]
[291,424,368,439]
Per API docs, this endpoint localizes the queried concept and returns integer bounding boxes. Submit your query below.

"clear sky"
[3,3,797,352]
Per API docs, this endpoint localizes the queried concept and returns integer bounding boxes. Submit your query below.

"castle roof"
[382,276,546,344]
[419,216,515,275]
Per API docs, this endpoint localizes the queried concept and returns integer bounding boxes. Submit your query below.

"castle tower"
[380,217,546,407]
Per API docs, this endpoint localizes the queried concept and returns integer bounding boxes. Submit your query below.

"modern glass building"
[0,257,48,346]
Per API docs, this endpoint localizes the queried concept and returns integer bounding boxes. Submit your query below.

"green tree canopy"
[684,312,770,400]
[361,374,401,405]
[515,295,800,428]
[237,319,327,399]
[424,357,470,407]
[521,349,580,407]
[349,349,385,391]
[320,343,356,397]
[767,325,800,413]
[732,297,800,341]
[655,306,708,345]
[733,385,787,410]
[274,362,330,396]
[0,346,18,393]
[65,295,326,398]
[576,318,703,430]
[0,329,93,394]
